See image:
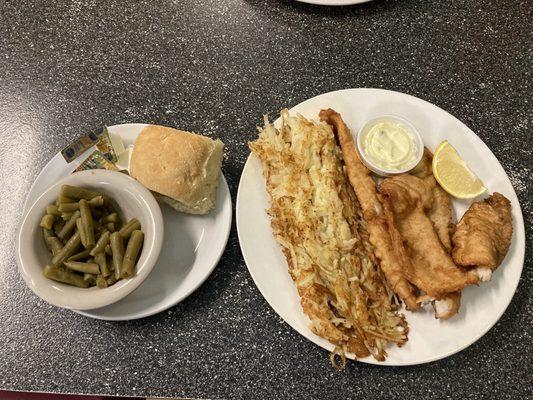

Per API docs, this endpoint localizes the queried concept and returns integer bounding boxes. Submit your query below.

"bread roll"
[130,125,224,215]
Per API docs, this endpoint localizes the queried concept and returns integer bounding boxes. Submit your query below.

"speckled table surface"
[0,0,531,399]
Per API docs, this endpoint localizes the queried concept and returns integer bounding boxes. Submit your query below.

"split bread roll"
[130,125,224,215]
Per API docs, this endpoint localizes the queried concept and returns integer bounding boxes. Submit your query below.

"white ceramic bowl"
[356,114,424,176]
[16,170,164,310]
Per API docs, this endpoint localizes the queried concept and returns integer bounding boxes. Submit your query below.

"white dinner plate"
[236,88,525,366]
[296,0,372,6]
[23,124,232,320]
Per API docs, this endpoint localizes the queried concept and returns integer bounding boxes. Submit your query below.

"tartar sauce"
[360,119,419,171]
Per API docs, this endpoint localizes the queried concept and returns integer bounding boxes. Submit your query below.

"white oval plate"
[236,88,525,366]
[296,0,372,5]
[23,124,232,320]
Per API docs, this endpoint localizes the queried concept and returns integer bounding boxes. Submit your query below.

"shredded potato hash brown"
[249,110,407,363]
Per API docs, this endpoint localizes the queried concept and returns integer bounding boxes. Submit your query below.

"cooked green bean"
[53,219,65,237]
[39,214,56,230]
[46,205,61,216]
[119,218,141,239]
[96,275,108,288]
[47,237,64,256]
[58,202,79,212]
[83,273,97,285]
[90,230,110,257]
[51,231,81,267]
[104,222,115,232]
[43,228,54,250]
[76,218,87,248]
[106,274,118,286]
[79,199,95,247]
[89,196,104,207]
[101,213,118,223]
[110,232,125,280]
[57,210,80,241]
[104,244,112,256]
[94,252,110,278]
[68,248,92,261]
[58,196,105,212]
[43,265,89,288]
[58,195,75,203]
[122,230,144,278]
[60,185,100,200]
[64,261,100,275]
[61,212,74,221]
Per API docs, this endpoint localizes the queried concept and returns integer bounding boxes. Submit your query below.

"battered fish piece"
[411,149,454,253]
[452,193,512,271]
[319,109,420,311]
[380,174,480,299]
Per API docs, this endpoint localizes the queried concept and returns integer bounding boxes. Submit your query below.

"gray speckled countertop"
[0,0,531,399]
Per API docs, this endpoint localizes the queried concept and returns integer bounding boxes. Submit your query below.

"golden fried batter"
[452,193,512,270]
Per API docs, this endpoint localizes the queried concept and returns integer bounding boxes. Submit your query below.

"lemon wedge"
[432,140,486,199]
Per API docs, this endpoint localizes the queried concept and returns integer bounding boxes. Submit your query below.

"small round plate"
[296,0,372,5]
[236,88,525,366]
[23,124,232,320]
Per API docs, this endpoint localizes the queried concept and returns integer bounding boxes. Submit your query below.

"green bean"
[57,210,80,241]
[94,252,110,278]
[119,218,141,239]
[121,230,144,278]
[60,185,100,200]
[47,237,64,256]
[39,214,56,230]
[106,274,118,286]
[61,212,74,221]
[51,231,81,267]
[58,202,79,213]
[42,228,54,250]
[43,265,89,288]
[46,205,61,216]
[90,230,110,257]
[58,195,75,203]
[89,196,104,207]
[64,261,100,275]
[67,248,92,261]
[104,222,115,232]
[101,213,118,223]
[76,218,87,248]
[110,232,125,280]
[53,219,65,237]
[79,199,95,247]
[83,273,97,285]
[96,275,108,288]
[58,195,105,212]
[104,244,112,256]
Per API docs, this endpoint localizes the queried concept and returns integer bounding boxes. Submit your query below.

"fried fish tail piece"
[452,192,512,274]
[250,110,407,362]
[319,108,420,310]
[380,174,480,299]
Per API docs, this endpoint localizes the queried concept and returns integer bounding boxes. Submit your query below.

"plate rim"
[22,123,233,321]
[236,88,526,366]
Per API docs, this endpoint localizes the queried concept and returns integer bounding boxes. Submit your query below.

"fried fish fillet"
[380,174,480,299]
[250,110,407,362]
[319,108,420,311]
[452,193,512,272]
[411,149,454,253]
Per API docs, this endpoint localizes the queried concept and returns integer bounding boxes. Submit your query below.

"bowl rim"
[16,169,164,310]
[356,114,424,176]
